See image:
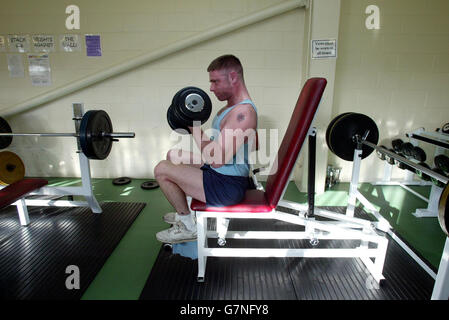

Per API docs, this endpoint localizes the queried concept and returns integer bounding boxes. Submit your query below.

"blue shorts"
[201,164,249,207]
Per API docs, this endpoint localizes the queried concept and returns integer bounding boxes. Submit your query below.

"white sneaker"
[156,221,197,244]
[163,212,179,224]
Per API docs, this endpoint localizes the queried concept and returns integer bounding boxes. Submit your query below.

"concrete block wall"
[332,0,449,183]
[0,0,306,179]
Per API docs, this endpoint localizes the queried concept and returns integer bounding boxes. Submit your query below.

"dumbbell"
[391,139,403,153]
[435,154,449,174]
[167,86,212,134]
[411,146,426,162]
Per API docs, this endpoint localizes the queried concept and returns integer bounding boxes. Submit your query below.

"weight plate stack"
[80,110,114,160]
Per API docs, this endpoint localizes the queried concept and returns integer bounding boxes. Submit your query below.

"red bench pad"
[0,178,48,210]
[191,189,272,213]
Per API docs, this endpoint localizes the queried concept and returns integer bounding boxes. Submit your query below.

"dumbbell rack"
[406,128,449,218]
[347,142,449,300]
[0,103,102,214]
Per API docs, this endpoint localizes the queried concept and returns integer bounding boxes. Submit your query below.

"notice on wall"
[60,34,81,52]
[32,35,55,52]
[28,54,52,86]
[0,36,5,52]
[7,34,30,53]
[85,34,102,57]
[7,54,25,78]
[311,39,337,59]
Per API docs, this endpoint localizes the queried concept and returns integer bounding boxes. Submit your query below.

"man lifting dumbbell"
[154,55,258,244]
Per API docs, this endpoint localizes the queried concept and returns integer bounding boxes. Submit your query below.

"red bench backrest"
[264,78,327,208]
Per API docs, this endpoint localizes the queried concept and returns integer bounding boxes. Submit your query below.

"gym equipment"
[412,146,426,162]
[326,112,449,300]
[0,103,127,225]
[391,139,403,152]
[327,112,449,186]
[435,154,449,174]
[112,177,132,186]
[192,78,389,287]
[0,110,135,160]
[0,151,25,185]
[141,180,159,190]
[442,123,449,134]
[327,112,449,234]
[376,145,387,161]
[167,86,212,133]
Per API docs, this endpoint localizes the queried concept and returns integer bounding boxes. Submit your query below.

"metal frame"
[4,103,103,226]
[346,139,449,300]
[194,128,389,285]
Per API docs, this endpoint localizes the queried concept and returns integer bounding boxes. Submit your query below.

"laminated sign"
[60,34,81,52]
[28,54,52,86]
[311,39,337,59]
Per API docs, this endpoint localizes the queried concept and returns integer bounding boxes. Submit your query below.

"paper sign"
[7,54,25,78]
[28,54,52,86]
[60,34,81,52]
[32,35,55,52]
[311,39,337,59]
[7,34,30,53]
[0,36,5,52]
[85,34,102,57]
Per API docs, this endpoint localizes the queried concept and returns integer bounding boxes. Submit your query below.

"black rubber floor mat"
[0,202,145,299]
[140,207,435,300]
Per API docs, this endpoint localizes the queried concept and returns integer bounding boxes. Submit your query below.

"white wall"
[0,0,307,179]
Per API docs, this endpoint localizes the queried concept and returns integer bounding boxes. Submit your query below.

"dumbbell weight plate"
[400,142,414,157]
[391,139,403,153]
[435,154,449,174]
[174,87,212,124]
[167,105,191,134]
[411,146,426,162]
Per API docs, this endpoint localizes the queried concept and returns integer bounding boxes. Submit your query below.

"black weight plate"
[412,146,426,162]
[141,180,159,190]
[438,182,449,237]
[0,117,13,149]
[167,105,190,134]
[174,87,212,124]
[328,112,379,162]
[391,139,403,152]
[400,142,414,157]
[435,154,449,173]
[326,112,352,153]
[80,110,113,160]
[113,177,131,185]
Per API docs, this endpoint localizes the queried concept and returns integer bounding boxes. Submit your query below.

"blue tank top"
[208,99,257,177]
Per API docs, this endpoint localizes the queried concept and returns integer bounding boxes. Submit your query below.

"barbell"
[326,112,449,237]
[0,110,135,160]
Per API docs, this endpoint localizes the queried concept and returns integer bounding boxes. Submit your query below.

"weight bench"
[0,178,48,226]
[191,77,389,283]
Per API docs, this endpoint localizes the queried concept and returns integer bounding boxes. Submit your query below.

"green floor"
[40,178,447,300]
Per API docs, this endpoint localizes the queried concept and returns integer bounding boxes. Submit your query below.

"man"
[154,54,257,244]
